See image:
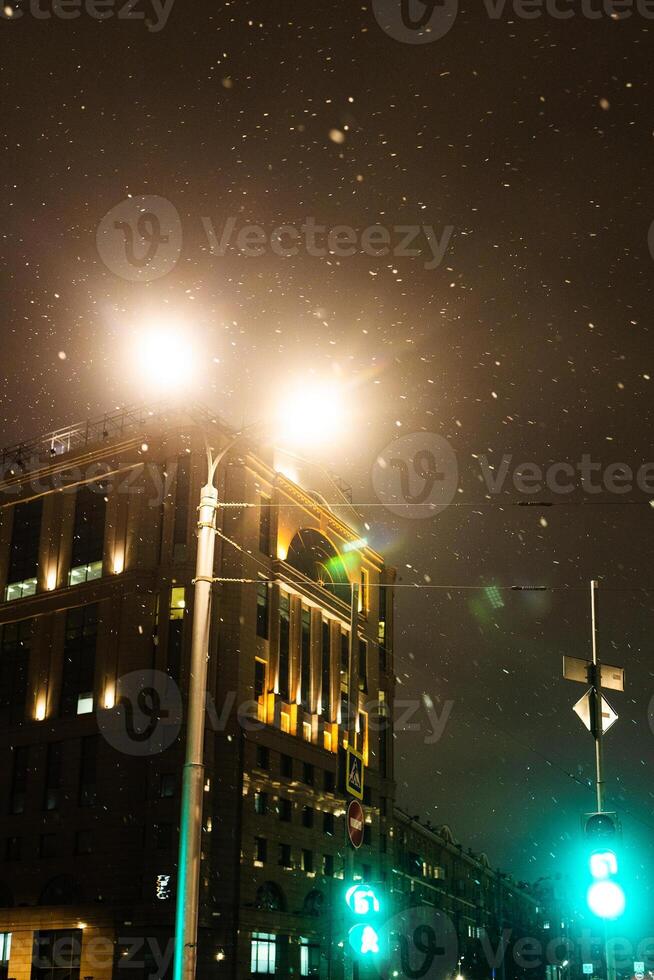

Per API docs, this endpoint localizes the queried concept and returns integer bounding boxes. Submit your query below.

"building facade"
[391,809,550,980]
[0,406,395,980]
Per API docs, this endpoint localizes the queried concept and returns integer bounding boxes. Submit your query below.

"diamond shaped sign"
[573,688,618,735]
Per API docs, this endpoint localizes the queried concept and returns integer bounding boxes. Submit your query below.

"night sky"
[2,0,654,935]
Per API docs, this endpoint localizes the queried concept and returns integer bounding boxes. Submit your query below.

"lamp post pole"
[173,433,244,980]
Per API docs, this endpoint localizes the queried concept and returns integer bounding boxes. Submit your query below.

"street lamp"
[275,380,347,447]
[131,335,349,980]
[173,427,248,980]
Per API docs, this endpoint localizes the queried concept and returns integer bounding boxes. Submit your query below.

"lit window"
[68,561,102,587]
[303,721,312,742]
[169,587,186,621]
[359,568,369,614]
[300,937,320,976]
[280,710,290,734]
[77,693,94,715]
[255,659,267,722]
[323,729,332,752]
[251,933,276,975]
[0,931,12,966]
[4,577,37,602]
[5,498,42,602]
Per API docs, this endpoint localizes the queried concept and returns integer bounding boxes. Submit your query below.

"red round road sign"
[347,799,365,849]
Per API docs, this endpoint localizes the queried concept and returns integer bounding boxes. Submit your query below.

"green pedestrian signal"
[583,814,625,919]
[587,849,625,919]
[344,883,383,959]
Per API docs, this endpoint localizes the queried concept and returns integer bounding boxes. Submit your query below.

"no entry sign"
[347,799,365,849]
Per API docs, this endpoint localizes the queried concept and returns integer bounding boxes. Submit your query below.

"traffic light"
[344,882,384,959]
[583,812,625,919]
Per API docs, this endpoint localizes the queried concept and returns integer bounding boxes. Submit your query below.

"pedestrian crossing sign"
[346,746,365,800]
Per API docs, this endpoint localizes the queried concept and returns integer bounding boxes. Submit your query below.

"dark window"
[324,770,335,793]
[380,833,387,854]
[340,691,350,733]
[259,495,271,555]
[154,823,172,850]
[60,605,98,717]
[254,791,268,816]
[340,631,349,676]
[40,834,57,859]
[363,825,372,846]
[378,584,389,673]
[0,619,31,726]
[256,745,270,771]
[303,763,314,786]
[167,618,183,686]
[300,609,311,708]
[31,929,82,980]
[75,830,93,855]
[173,454,191,559]
[256,582,269,639]
[363,786,371,805]
[70,483,106,571]
[255,837,267,863]
[44,743,63,811]
[323,812,334,836]
[279,799,292,822]
[7,497,42,588]
[9,745,29,814]
[278,843,291,868]
[158,773,176,799]
[278,593,290,701]
[280,753,292,778]
[254,659,266,701]
[323,854,334,877]
[78,735,98,807]
[321,621,331,718]
[5,836,20,861]
[302,849,314,873]
[302,806,314,828]
[358,639,368,693]
[380,725,389,779]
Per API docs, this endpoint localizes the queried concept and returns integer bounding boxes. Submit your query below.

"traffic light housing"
[583,812,625,919]
[344,882,384,959]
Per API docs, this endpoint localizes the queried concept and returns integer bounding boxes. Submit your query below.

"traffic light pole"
[344,583,359,980]
[589,580,605,814]
[589,581,616,980]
